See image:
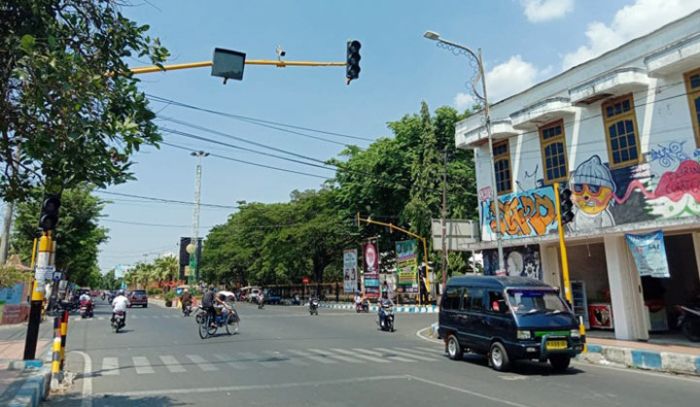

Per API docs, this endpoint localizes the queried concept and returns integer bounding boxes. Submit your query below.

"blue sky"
[97,0,699,272]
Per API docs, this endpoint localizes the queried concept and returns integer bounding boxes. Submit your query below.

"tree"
[153,255,178,285]
[0,1,169,202]
[11,184,108,285]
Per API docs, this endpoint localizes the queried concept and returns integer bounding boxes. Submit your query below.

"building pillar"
[540,244,561,288]
[692,232,700,283]
[603,235,648,341]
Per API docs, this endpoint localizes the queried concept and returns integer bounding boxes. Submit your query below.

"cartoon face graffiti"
[569,155,617,230]
[572,183,614,215]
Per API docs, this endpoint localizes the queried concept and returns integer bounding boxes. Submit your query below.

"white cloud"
[521,0,574,23]
[453,55,541,107]
[562,0,700,70]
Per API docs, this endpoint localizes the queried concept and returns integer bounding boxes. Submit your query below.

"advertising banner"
[343,249,358,293]
[363,242,380,298]
[625,230,670,278]
[395,240,418,293]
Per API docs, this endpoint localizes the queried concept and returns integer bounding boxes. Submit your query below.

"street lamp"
[189,151,209,284]
[424,30,505,275]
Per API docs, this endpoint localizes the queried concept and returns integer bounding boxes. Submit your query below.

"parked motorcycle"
[677,300,700,342]
[79,300,94,319]
[112,311,125,333]
[377,300,395,332]
[355,300,369,313]
[309,298,319,315]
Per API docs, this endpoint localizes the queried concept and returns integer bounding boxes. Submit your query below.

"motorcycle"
[355,300,369,313]
[183,302,193,317]
[258,298,265,309]
[677,301,700,342]
[309,298,319,315]
[79,300,94,319]
[111,310,126,333]
[377,301,395,332]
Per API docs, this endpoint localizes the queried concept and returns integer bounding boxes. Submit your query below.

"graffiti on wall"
[483,246,542,280]
[481,186,558,240]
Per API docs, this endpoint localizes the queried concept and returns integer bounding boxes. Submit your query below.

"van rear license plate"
[546,340,567,350]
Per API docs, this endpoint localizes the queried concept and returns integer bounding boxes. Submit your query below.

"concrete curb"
[5,360,51,407]
[580,344,700,376]
[319,302,439,314]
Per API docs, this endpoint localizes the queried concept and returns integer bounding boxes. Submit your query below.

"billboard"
[343,249,358,293]
[363,242,380,298]
[395,240,418,293]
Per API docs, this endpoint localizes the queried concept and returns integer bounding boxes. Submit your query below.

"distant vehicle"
[128,290,148,308]
[264,289,282,305]
[439,275,584,372]
[247,288,262,303]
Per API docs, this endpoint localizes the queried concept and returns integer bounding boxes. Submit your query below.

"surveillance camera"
[276,45,286,59]
[280,50,286,57]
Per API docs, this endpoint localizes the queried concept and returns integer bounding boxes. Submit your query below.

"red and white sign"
[302,276,310,285]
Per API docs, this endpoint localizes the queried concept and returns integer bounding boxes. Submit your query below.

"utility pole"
[440,147,448,295]
[189,151,209,284]
[0,202,13,265]
[424,31,505,272]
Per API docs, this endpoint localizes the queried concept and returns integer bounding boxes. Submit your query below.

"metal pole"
[24,232,51,360]
[0,202,14,265]
[190,151,208,283]
[477,50,505,273]
[441,148,448,293]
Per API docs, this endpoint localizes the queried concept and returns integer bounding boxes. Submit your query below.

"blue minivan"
[438,275,584,372]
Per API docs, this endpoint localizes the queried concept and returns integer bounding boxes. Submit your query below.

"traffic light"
[39,194,61,231]
[560,187,574,225]
[346,40,361,84]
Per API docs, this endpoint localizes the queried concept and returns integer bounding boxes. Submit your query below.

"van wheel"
[549,355,571,372]
[446,334,463,360]
[489,342,510,371]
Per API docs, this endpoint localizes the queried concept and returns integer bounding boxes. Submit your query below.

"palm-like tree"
[154,255,179,284]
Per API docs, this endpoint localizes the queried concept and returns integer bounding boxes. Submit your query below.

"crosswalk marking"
[213,354,246,370]
[287,349,337,364]
[101,357,119,375]
[390,347,441,361]
[308,348,361,364]
[411,346,443,357]
[354,348,416,363]
[159,355,186,373]
[265,351,309,367]
[186,354,218,371]
[132,356,154,374]
[331,348,389,363]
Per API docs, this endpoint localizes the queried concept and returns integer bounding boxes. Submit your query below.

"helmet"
[117,289,125,296]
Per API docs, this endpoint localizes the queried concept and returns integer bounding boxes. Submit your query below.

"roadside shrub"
[147,288,163,296]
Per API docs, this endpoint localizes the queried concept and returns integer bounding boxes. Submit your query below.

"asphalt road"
[46,298,700,407]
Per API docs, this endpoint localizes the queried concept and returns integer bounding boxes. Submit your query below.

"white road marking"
[411,346,444,357]
[407,375,533,407]
[92,375,408,398]
[308,348,361,364]
[287,349,337,364]
[132,356,155,374]
[73,351,93,407]
[415,326,442,344]
[213,354,246,370]
[186,354,218,371]
[160,355,186,373]
[354,348,415,363]
[101,357,120,375]
[333,348,390,363]
[391,347,441,361]
[265,350,309,366]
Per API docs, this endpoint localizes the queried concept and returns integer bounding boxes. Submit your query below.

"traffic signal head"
[560,188,574,225]
[39,194,61,231]
[346,40,361,84]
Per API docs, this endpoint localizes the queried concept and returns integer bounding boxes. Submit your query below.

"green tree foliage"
[201,103,479,285]
[11,184,108,285]
[99,269,120,291]
[0,0,169,201]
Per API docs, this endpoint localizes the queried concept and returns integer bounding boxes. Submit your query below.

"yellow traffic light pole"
[356,213,431,305]
[129,59,346,75]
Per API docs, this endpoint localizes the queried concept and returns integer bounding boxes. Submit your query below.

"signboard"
[34,265,55,282]
[625,230,670,278]
[395,240,418,293]
[363,242,380,298]
[302,276,310,285]
[52,271,63,282]
[343,249,358,293]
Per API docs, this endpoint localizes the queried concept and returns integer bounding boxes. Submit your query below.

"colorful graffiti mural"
[481,186,558,241]
[483,246,542,280]
[569,155,616,231]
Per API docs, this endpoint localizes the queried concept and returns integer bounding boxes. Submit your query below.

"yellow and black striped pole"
[59,310,68,370]
[23,232,51,360]
[50,317,62,385]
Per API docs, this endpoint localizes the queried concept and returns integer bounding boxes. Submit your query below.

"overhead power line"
[147,94,374,143]
[97,191,238,209]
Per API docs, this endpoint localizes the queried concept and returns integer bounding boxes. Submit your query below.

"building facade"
[455,11,700,341]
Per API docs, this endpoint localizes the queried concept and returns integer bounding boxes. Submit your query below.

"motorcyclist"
[111,290,130,326]
[258,291,265,308]
[181,288,193,307]
[79,291,93,313]
[378,297,394,328]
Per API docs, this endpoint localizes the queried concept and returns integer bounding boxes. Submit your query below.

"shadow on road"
[50,393,186,406]
[456,353,585,376]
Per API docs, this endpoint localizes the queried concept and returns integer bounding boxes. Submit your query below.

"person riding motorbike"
[378,297,394,328]
[79,292,93,313]
[111,290,130,326]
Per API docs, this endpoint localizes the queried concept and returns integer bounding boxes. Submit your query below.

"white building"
[455,11,700,341]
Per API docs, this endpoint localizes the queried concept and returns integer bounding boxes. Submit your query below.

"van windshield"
[506,289,568,315]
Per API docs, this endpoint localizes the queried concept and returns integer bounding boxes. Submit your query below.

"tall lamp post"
[189,150,209,284]
[423,30,505,274]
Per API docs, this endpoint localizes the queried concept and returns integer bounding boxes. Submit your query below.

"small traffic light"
[560,188,574,225]
[39,194,61,231]
[346,40,361,84]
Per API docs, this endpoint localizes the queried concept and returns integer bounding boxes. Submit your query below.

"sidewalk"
[320,301,439,313]
[0,325,53,406]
